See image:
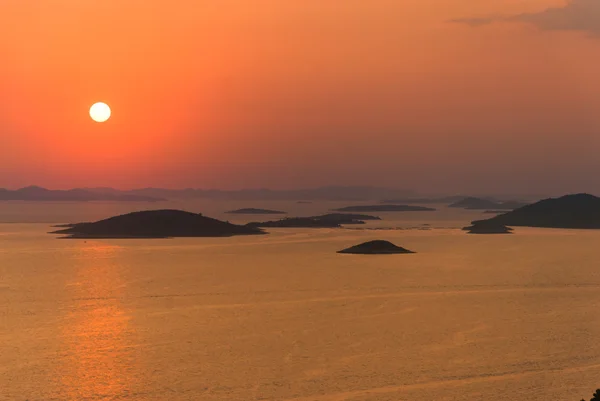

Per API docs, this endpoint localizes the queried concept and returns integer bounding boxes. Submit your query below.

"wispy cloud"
[452,17,496,27]
[452,0,600,36]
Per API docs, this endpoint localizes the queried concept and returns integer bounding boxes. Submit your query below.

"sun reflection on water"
[58,242,135,399]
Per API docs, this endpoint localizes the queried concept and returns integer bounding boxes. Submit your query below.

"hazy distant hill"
[85,186,416,201]
[0,186,164,202]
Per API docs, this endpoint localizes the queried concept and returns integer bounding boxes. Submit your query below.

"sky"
[1,0,599,194]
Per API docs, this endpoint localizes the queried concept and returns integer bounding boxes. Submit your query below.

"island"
[462,221,513,234]
[319,213,381,222]
[337,240,415,254]
[448,197,527,210]
[50,210,265,238]
[246,213,380,228]
[225,208,286,215]
[468,193,600,229]
[247,217,341,228]
[332,205,435,212]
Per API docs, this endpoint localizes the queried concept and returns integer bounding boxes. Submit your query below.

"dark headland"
[225,208,286,215]
[470,193,600,229]
[51,210,265,238]
[247,213,381,228]
[333,205,435,212]
[338,240,415,254]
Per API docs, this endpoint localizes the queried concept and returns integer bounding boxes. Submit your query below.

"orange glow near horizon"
[1,0,600,194]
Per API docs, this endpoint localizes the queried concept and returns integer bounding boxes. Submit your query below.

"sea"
[1,200,599,400]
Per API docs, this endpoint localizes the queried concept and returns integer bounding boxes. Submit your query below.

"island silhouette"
[320,213,381,221]
[462,220,513,234]
[338,240,415,254]
[247,213,381,228]
[470,193,600,229]
[51,210,265,238]
[247,218,341,228]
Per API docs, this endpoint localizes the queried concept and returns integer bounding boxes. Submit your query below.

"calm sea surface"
[1,201,599,400]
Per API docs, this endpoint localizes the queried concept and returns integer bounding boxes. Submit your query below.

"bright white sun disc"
[89,102,111,123]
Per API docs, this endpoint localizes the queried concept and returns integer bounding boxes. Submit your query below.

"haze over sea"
[1,200,599,400]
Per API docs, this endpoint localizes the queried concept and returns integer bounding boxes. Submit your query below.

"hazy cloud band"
[453,0,600,36]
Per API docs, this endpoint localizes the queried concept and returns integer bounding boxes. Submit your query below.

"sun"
[89,102,111,123]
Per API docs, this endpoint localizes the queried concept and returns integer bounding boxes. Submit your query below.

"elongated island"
[51,210,265,239]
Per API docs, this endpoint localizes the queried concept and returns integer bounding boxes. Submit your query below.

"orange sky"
[1,0,599,194]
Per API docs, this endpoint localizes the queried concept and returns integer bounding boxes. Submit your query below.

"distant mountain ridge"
[59,186,416,201]
[0,186,164,202]
[2,185,551,203]
[131,186,414,201]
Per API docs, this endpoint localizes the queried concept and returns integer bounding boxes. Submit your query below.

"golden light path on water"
[58,242,134,399]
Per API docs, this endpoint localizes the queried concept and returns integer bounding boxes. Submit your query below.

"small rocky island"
[338,240,415,254]
[462,221,513,234]
[470,193,600,229]
[333,205,435,212]
[51,210,265,238]
[247,213,381,228]
[225,208,286,215]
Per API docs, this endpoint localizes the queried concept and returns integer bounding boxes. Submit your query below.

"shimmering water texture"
[1,202,599,400]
